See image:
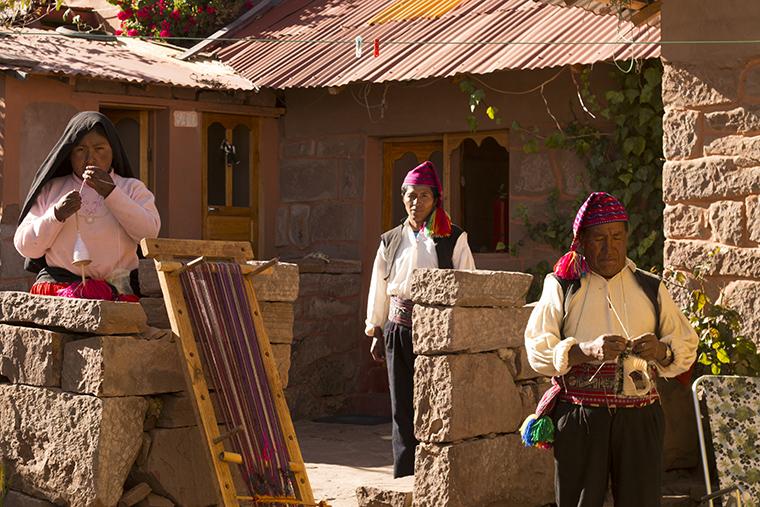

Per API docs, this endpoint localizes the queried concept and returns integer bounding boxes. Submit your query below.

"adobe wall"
[661,0,760,343]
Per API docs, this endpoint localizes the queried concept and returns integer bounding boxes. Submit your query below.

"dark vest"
[552,269,662,339]
[380,223,464,281]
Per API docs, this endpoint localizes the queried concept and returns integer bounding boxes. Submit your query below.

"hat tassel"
[553,249,588,280]
[426,206,452,238]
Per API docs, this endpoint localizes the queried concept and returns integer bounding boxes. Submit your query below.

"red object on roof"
[212,0,660,89]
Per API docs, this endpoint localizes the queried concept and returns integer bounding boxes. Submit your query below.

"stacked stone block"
[409,269,554,507]
[0,259,299,506]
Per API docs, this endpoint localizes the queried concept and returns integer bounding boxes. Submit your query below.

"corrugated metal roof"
[369,0,467,24]
[214,0,660,89]
[0,29,256,90]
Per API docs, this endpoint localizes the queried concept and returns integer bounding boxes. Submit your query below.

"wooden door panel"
[206,216,252,241]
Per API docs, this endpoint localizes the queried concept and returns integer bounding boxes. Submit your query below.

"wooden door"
[382,141,443,230]
[202,114,259,252]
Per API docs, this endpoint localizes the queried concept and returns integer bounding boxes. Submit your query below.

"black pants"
[384,321,417,478]
[552,401,665,507]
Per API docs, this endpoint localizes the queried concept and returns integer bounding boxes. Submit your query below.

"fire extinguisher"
[492,184,508,251]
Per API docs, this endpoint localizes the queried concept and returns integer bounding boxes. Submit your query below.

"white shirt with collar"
[524,258,698,378]
[364,223,475,336]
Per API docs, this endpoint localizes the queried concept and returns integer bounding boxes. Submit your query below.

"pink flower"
[127,28,138,36]
[116,8,132,20]
[170,8,181,20]
[160,29,171,38]
[136,6,150,19]
[115,29,123,35]
[188,15,196,25]
[206,6,216,14]
[161,19,170,29]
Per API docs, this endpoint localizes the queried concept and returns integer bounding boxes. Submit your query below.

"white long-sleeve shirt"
[15,172,161,280]
[365,224,476,335]
[525,259,698,378]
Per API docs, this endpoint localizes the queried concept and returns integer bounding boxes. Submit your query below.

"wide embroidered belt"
[557,362,660,409]
[389,296,414,328]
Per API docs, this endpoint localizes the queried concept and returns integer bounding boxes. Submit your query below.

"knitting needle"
[606,294,631,339]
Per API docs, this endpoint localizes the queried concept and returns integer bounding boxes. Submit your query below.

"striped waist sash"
[389,296,414,328]
[558,363,659,408]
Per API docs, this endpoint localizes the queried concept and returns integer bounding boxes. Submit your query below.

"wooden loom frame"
[141,238,318,506]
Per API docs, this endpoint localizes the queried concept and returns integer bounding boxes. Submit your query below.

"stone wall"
[276,135,365,260]
[409,269,554,507]
[661,0,760,344]
[286,258,387,420]
[1,260,296,506]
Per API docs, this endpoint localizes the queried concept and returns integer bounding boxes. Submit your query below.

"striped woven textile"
[180,261,296,500]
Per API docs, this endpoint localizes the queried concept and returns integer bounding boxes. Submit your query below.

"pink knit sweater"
[14,173,161,280]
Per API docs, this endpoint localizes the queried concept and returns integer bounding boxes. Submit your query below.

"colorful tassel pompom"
[425,206,453,238]
[553,249,589,280]
[520,413,555,449]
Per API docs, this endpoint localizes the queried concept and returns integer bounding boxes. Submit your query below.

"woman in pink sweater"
[15,111,160,300]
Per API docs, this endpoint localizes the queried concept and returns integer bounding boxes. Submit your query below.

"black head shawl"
[18,111,136,273]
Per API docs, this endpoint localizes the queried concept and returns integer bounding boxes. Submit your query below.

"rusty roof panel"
[0,29,256,90]
[214,0,660,89]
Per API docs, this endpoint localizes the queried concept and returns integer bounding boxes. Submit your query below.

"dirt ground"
[296,420,413,507]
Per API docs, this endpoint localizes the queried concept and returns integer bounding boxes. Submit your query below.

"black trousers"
[552,401,665,507]
[384,321,417,478]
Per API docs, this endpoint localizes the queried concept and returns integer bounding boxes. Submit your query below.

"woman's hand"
[53,190,82,222]
[83,166,115,198]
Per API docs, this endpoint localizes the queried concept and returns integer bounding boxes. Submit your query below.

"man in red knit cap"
[524,192,698,506]
[365,161,475,478]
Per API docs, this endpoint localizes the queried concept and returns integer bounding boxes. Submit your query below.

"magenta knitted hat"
[553,192,629,280]
[402,161,452,237]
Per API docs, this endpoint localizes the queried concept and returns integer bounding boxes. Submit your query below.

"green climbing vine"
[515,60,665,281]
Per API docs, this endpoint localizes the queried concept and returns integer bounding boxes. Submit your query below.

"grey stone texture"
[705,135,760,164]
[744,63,760,101]
[3,490,56,507]
[315,136,365,158]
[131,427,218,507]
[0,291,147,335]
[0,324,73,386]
[708,200,745,245]
[62,335,184,396]
[498,347,542,381]
[413,353,522,443]
[663,204,709,240]
[271,343,292,388]
[341,158,365,200]
[139,259,162,297]
[356,486,412,507]
[288,203,311,248]
[139,297,171,329]
[412,305,530,354]
[745,195,760,244]
[275,206,290,247]
[309,202,362,242]
[665,239,760,278]
[723,280,760,345]
[663,157,760,202]
[663,109,700,160]
[413,434,554,507]
[261,302,295,344]
[662,63,738,108]
[706,106,760,134]
[0,384,147,506]
[280,158,338,202]
[512,152,556,195]
[410,269,532,307]
[249,261,300,302]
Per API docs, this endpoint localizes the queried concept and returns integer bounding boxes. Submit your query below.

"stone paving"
[296,420,413,507]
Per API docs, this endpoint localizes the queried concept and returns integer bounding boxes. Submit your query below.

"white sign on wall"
[173,110,199,128]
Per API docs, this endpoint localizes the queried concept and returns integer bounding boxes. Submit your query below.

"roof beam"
[631,0,661,26]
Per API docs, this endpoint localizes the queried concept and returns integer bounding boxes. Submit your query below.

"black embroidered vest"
[380,223,464,281]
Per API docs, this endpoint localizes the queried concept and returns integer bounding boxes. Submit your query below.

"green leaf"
[486,106,498,120]
[716,348,731,363]
[606,90,625,104]
[711,363,721,375]
[698,352,711,365]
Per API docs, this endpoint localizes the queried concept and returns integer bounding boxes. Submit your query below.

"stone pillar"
[661,0,760,345]
[409,269,554,507]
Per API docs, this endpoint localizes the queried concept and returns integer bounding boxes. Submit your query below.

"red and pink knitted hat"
[553,192,629,280]
[403,161,452,237]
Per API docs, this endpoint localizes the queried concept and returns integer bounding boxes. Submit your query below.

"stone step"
[356,485,413,507]
[0,384,147,506]
[414,353,522,443]
[410,269,533,307]
[0,291,147,335]
[0,323,75,386]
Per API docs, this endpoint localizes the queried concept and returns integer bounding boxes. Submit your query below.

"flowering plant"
[108,0,254,46]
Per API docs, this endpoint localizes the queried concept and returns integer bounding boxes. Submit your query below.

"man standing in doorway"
[525,192,698,507]
[365,161,475,478]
